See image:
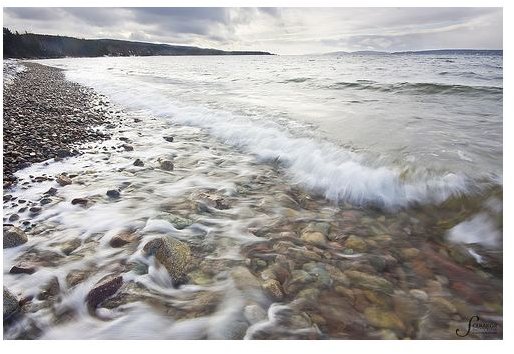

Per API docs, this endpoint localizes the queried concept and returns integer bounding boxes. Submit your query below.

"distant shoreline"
[3,28,274,59]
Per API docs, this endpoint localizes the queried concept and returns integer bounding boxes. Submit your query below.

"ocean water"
[3,54,503,339]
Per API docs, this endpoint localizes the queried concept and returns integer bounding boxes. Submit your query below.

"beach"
[3,58,503,339]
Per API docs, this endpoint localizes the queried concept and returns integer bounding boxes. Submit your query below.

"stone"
[262,279,284,301]
[160,160,174,171]
[37,277,60,300]
[161,214,193,230]
[133,158,144,167]
[56,174,72,186]
[121,144,134,151]
[163,136,174,142]
[40,198,52,205]
[8,214,20,222]
[344,270,394,294]
[344,235,368,252]
[3,226,28,248]
[409,289,429,302]
[60,238,81,255]
[10,262,38,274]
[66,270,90,287]
[400,247,420,260]
[106,189,120,198]
[300,231,327,247]
[364,307,406,332]
[109,231,138,248]
[244,304,267,324]
[86,275,123,309]
[143,236,191,284]
[3,287,20,320]
[71,198,88,206]
[44,187,58,196]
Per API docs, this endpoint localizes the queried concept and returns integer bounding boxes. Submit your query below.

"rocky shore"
[2,60,502,340]
[3,62,111,188]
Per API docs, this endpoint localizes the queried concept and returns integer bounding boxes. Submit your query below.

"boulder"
[86,275,123,309]
[143,236,191,284]
[3,287,20,320]
[3,226,28,248]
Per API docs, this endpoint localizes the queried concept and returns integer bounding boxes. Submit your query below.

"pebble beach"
[3,61,503,340]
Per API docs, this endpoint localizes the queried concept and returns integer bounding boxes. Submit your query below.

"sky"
[3,7,503,55]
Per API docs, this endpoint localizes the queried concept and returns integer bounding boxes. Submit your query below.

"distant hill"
[322,49,502,56]
[3,28,273,59]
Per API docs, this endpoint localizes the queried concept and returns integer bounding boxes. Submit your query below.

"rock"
[163,136,174,142]
[195,192,230,210]
[8,214,20,222]
[160,160,174,171]
[60,238,81,255]
[161,214,193,230]
[86,275,123,309]
[409,289,429,302]
[364,307,405,332]
[121,144,134,151]
[430,297,457,314]
[143,236,191,284]
[29,206,42,214]
[10,262,38,274]
[344,235,368,252]
[344,270,394,294]
[56,174,72,186]
[109,231,138,248]
[3,287,20,320]
[66,270,90,287]
[400,247,420,260]
[284,270,314,295]
[262,279,284,301]
[40,198,52,205]
[37,277,60,300]
[244,304,267,324]
[71,198,88,206]
[106,189,120,198]
[133,158,144,167]
[3,226,28,248]
[44,187,58,196]
[300,231,327,247]
[303,262,332,288]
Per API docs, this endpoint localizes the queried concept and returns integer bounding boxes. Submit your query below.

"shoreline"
[2,60,503,340]
[3,62,111,189]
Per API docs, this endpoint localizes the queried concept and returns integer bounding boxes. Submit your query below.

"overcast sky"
[3,7,503,54]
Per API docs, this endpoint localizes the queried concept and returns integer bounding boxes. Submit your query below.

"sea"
[3,53,503,339]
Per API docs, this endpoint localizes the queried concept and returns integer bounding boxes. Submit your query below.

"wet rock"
[40,198,52,205]
[231,266,261,290]
[60,238,81,255]
[344,270,394,294]
[160,160,174,171]
[284,270,314,295]
[71,198,88,206]
[3,225,28,248]
[143,236,191,284]
[44,187,58,196]
[10,262,38,274]
[110,231,138,248]
[8,214,20,222]
[37,277,60,300]
[121,144,134,151]
[303,262,332,288]
[29,206,42,214]
[244,304,267,324]
[161,214,193,230]
[66,270,91,287]
[409,289,429,302]
[300,223,328,247]
[106,189,120,199]
[400,247,420,260]
[163,136,174,142]
[195,192,230,210]
[86,275,123,309]
[133,158,144,167]
[262,279,284,301]
[3,287,20,320]
[56,174,72,186]
[364,307,406,333]
[344,235,368,252]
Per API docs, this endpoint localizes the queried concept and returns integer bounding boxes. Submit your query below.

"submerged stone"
[143,236,191,284]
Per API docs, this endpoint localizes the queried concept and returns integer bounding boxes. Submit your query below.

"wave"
[60,68,499,209]
[326,80,502,96]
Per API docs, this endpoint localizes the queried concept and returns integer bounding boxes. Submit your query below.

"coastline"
[3,62,111,189]
[2,60,503,340]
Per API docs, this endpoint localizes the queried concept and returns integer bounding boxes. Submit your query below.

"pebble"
[71,198,88,206]
[106,189,120,198]
[133,158,144,167]
[163,136,174,142]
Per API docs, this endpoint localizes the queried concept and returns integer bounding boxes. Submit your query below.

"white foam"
[447,212,501,248]
[39,60,476,209]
